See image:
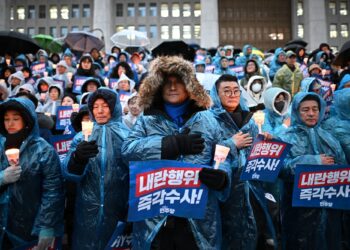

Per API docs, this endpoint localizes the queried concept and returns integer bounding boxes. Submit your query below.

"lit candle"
[5,148,20,166]
[253,110,265,134]
[72,104,80,112]
[82,121,94,141]
[213,144,230,169]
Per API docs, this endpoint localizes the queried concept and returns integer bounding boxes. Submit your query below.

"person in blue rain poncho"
[62,88,129,250]
[278,92,346,250]
[322,88,350,249]
[122,56,232,250]
[268,48,286,81]
[235,44,253,66]
[262,87,291,136]
[0,98,64,249]
[209,74,277,250]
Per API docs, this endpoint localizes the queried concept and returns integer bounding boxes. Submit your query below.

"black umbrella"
[152,41,196,62]
[333,40,350,67]
[284,43,304,53]
[64,31,104,53]
[285,38,308,48]
[0,31,41,55]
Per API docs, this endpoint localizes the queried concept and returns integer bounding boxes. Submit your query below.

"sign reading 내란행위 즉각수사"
[240,135,292,182]
[72,75,89,94]
[127,160,209,222]
[50,134,74,163]
[55,105,73,130]
[292,164,350,210]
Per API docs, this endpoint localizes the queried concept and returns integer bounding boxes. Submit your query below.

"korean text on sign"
[73,76,88,94]
[292,165,350,210]
[50,134,74,163]
[240,135,291,182]
[56,106,73,130]
[128,160,209,222]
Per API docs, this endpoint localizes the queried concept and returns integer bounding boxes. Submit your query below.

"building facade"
[293,0,350,52]
[0,0,348,52]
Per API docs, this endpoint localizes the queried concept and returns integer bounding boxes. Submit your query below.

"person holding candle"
[62,88,129,249]
[122,56,232,250]
[210,74,276,250]
[0,97,64,249]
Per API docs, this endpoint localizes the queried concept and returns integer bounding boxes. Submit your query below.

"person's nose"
[169,82,177,90]
[97,106,104,113]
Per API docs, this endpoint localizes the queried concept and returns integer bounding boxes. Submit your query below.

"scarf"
[164,99,190,128]
[5,128,30,150]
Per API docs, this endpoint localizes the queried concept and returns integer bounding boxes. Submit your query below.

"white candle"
[5,148,20,166]
[82,121,94,141]
[213,145,230,169]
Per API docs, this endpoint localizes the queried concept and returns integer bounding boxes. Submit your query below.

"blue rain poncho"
[121,56,232,250]
[322,89,350,250]
[210,84,276,250]
[0,98,64,248]
[62,88,130,250]
[278,92,346,250]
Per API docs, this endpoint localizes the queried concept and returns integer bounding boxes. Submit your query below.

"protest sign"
[31,62,46,76]
[52,78,65,89]
[230,65,245,79]
[73,76,88,94]
[109,78,118,89]
[50,134,74,163]
[56,106,73,130]
[195,72,220,91]
[240,135,292,182]
[105,222,132,250]
[128,160,209,222]
[292,165,350,210]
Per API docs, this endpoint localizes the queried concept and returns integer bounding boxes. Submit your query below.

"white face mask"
[251,83,262,93]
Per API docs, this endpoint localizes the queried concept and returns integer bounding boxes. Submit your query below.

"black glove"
[199,167,228,191]
[161,133,205,159]
[74,140,99,164]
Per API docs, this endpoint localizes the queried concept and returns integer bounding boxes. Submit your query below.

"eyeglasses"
[222,89,241,97]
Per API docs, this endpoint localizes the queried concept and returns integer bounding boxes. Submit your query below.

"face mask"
[251,83,262,93]
[274,101,285,113]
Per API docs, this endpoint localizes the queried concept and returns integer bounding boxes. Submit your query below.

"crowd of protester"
[0,40,349,250]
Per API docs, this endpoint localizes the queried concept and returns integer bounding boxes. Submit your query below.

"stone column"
[200,0,219,48]
[92,0,113,51]
[305,0,327,50]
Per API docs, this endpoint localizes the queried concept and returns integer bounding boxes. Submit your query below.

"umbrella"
[64,31,104,53]
[0,31,41,55]
[285,38,308,48]
[33,34,62,53]
[284,43,304,53]
[110,29,150,48]
[333,40,350,67]
[152,41,196,62]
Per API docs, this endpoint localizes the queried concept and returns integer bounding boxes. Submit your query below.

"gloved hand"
[1,165,21,185]
[161,133,205,159]
[199,167,228,191]
[73,140,99,164]
[175,133,205,155]
[36,236,55,250]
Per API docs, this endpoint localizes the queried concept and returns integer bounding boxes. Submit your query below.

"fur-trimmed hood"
[139,56,211,110]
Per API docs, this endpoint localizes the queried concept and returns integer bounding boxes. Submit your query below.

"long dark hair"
[109,62,134,80]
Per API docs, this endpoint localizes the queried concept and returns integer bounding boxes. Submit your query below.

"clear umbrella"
[110,29,150,48]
